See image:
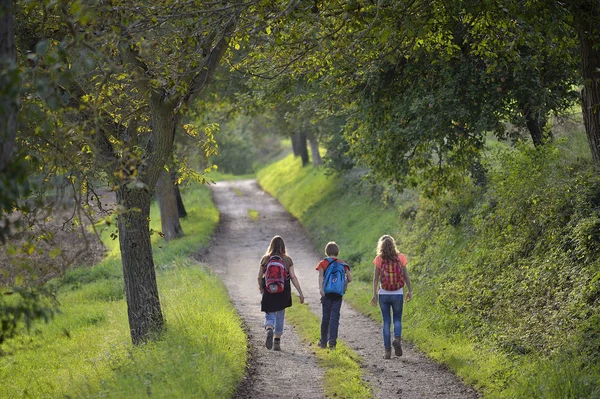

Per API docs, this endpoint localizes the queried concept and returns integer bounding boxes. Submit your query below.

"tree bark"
[156,169,184,242]
[308,132,322,166]
[573,2,600,162]
[0,0,17,173]
[116,185,164,345]
[291,132,300,157]
[170,168,187,218]
[523,108,548,147]
[296,131,309,166]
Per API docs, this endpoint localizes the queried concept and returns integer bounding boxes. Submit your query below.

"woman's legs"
[390,294,404,339]
[378,295,393,349]
[390,294,404,356]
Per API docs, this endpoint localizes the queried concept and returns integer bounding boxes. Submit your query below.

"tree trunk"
[0,0,17,173]
[296,131,309,166]
[156,169,184,242]
[116,185,164,345]
[291,132,300,157]
[573,2,600,162]
[308,132,322,166]
[171,169,187,218]
[523,108,548,147]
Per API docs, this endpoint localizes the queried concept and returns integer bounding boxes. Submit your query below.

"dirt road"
[198,179,479,399]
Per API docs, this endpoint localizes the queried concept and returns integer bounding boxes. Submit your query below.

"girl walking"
[370,235,412,359]
[258,235,305,351]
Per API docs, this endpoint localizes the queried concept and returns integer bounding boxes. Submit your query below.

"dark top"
[260,254,294,313]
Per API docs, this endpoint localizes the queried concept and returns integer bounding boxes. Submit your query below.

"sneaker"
[328,343,336,350]
[273,338,281,351]
[384,348,392,359]
[392,337,403,356]
[265,328,273,349]
[317,341,327,349]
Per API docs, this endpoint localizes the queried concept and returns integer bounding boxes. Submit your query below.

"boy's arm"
[345,267,352,283]
[318,267,325,297]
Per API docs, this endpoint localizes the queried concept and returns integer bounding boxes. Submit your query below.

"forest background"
[1,0,600,398]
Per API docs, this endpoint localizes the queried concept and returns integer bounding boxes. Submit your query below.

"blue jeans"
[320,294,343,346]
[264,309,285,335]
[378,294,404,349]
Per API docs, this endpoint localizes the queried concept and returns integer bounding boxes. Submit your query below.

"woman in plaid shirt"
[370,235,413,359]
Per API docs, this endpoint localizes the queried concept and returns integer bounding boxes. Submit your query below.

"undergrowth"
[257,137,600,398]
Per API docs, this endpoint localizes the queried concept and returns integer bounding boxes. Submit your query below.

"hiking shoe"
[393,337,403,356]
[265,328,273,349]
[273,338,281,351]
[384,348,392,359]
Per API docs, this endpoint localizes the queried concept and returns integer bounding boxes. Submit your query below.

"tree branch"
[179,15,238,111]
[118,39,164,112]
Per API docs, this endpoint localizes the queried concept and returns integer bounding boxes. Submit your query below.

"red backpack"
[264,255,288,294]
[380,256,405,291]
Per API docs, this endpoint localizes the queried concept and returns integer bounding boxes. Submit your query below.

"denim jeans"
[320,294,343,347]
[378,294,404,349]
[264,309,285,335]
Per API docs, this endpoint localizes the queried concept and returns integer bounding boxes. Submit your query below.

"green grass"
[248,209,259,221]
[285,296,373,399]
[0,182,247,399]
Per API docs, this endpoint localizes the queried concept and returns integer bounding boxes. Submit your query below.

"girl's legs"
[264,312,276,349]
[273,309,285,338]
[273,309,285,351]
[264,312,276,330]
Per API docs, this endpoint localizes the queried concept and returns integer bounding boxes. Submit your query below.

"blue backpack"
[323,257,347,296]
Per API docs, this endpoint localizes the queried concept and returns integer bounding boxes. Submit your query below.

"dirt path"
[197,179,479,399]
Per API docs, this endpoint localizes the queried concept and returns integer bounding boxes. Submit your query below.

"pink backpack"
[264,255,287,294]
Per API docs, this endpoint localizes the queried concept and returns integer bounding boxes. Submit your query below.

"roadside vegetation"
[0,184,248,399]
[257,126,600,398]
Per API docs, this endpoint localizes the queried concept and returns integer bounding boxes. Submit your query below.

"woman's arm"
[288,266,305,304]
[402,266,412,302]
[370,266,380,306]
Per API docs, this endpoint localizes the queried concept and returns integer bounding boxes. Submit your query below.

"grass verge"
[0,182,247,398]
[285,296,373,399]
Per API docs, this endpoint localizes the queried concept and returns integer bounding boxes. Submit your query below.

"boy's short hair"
[325,241,339,256]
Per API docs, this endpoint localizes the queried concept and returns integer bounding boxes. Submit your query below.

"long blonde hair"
[377,235,398,261]
[266,235,286,257]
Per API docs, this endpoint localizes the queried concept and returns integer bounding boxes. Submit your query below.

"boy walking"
[316,241,352,349]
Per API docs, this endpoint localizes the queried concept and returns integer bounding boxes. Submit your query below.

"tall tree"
[13,0,250,344]
[156,169,184,242]
[0,0,17,175]
[570,1,600,161]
